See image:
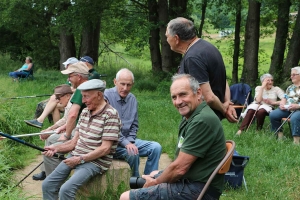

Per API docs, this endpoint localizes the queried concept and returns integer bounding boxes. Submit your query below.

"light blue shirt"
[104,87,138,147]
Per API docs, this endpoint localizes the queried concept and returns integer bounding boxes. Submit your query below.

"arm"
[143,151,197,187]
[58,103,80,141]
[200,83,226,115]
[224,81,238,122]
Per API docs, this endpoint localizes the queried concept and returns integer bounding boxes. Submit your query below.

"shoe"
[24,119,43,128]
[32,171,46,180]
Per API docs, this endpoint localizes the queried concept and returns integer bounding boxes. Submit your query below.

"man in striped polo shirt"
[42,79,121,200]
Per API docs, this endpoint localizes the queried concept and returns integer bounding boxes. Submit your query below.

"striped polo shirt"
[71,102,121,171]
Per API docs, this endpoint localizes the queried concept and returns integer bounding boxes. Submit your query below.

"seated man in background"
[80,56,101,80]
[120,74,226,200]
[104,68,162,177]
[42,79,121,200]
[32,84,73,180]
[24,57,79,128]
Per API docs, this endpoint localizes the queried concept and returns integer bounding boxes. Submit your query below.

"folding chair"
[230,83,253,117]
[18,64,34,81]
[197,140,236,200]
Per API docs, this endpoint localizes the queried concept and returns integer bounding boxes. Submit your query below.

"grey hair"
[171,74,199,94]
[260,73,273,82]
[291,66,300,74]
[115,68,134,83]
[75,73,89,80]
[167,17,196,41]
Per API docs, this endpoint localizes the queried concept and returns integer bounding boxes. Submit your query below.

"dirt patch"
[14,153,172,198]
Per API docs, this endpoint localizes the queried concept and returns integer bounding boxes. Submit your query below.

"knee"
[151,142,162,154]
[120,191,130,200]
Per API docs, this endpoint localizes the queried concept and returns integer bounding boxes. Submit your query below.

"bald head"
[114,68,134,98]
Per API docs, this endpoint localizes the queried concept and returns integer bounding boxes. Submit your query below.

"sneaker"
[32,171,46,180]
[24,119,43,128]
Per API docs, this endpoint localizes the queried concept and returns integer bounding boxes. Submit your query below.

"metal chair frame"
[197,140,236,200]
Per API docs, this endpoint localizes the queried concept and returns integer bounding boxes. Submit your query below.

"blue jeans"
[114,139,162,177]
[270,109,300,136]
[42,157,101,200]
[8,71,28,79]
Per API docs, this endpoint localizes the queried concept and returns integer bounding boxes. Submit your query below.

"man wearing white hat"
[42,79,121,200]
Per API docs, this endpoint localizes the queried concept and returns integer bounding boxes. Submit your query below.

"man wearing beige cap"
[42,79,121,200]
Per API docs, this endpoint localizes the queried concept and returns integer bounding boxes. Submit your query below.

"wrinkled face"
[68,73,81,88]
[291,70,300,84]
[56,93,71,107]
[263,77,274,89]
[81,90,102,111]
[114,73,133,98]
[165,27,178,51]
[170,78,201,119]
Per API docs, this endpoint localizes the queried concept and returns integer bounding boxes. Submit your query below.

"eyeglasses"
[68,73,78,78]
[55,94,66,101]
[291,74,300,77]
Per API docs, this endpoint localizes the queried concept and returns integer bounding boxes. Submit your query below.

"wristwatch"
[80,155,85,164]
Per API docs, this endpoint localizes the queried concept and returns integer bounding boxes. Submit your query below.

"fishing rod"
[0,131,55,140]
[1,94,52,100]
[0,132,65,160]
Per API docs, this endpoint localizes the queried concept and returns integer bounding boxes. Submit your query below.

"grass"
[0,32,297,199]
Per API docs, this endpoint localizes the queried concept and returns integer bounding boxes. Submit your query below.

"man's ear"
[113,78,117,86]
[175,35,180,44]
[197,87,202,101]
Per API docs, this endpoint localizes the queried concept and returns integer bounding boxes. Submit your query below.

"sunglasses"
[55,94,66,100]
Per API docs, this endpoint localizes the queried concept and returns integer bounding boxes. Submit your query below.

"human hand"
[225,105,238,123]
[63,156,80,168]
[42,145,57,157]
[287,104,299,111]
[142,174,157,188]
[40,133,50,140]
[125,143,139,155]
[56,126,66,134]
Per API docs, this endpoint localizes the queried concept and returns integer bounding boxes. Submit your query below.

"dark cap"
[80,56,94,65]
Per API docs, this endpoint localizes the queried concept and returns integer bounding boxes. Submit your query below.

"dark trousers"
[239,109,268,131]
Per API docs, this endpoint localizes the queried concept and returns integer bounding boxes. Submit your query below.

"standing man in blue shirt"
[104,68,162,177]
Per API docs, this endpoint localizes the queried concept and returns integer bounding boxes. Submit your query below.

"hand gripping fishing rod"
[0,132,65,160]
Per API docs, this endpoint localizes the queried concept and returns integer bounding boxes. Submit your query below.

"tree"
[283,8,300,77]
[148,0,162,72]
[198,0,208,38]
[232,0,242,84]
[269,0,291,83]
[242,0,261,86]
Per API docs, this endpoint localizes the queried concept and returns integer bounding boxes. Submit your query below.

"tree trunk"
[148,0,162,72]
[232,0,242,84]
[79,18,101,65]
[269,0,291,84]
[167,0,188,72]
[158,0,174,72]
[198,0,207,38]
[242,0,261,86]
[283,8,300,77]
[59,29,76,70]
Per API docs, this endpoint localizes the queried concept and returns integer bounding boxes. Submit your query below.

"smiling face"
[170,77,202,119]
[81,90,102,111]
[291,69,300,85]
